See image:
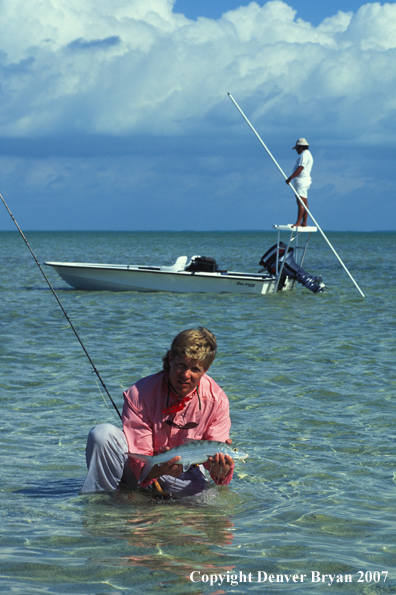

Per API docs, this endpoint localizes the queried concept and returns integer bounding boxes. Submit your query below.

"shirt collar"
[162,377,201,415]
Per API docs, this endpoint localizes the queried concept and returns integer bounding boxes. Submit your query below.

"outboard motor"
[260,242,325,293]
[185,255,219,273]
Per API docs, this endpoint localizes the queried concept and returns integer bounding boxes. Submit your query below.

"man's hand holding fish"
[145,449,183,481]
[206,444,234,482]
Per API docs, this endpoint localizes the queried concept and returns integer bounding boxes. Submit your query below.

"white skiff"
[45,225,325,295]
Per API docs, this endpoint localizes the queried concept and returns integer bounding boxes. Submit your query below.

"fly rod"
[1,192,122,421]
[228,93,365,298]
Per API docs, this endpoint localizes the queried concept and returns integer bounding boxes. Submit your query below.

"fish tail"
[128,452,153,485]
[138,462,153,484]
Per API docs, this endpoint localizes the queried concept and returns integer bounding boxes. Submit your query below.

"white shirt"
[293,149,313,184]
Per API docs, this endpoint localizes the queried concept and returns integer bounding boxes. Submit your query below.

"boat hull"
[45,262,294,294]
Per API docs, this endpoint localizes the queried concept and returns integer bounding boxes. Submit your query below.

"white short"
[293,179,311,198]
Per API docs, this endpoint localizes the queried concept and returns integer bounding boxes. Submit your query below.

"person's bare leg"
[301,197,308,226]
[292,197,305,227]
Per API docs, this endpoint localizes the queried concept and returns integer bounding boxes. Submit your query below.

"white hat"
[292,138,309,149]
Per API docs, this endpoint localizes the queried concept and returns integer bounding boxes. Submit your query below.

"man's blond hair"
[162,327,217,372]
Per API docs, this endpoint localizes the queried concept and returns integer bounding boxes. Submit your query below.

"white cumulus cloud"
[0,0,395,142]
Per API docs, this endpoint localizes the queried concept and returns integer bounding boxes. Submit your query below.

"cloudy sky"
[0,0,395,232]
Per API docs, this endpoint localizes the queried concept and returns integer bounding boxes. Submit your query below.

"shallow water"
[1,230,396,594]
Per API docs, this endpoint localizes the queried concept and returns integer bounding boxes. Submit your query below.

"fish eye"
[232,448,238,452]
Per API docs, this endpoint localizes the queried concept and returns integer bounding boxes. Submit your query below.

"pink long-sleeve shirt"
[122,370,233,488]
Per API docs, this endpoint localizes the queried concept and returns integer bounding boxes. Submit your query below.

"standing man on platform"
[286,138,313,227]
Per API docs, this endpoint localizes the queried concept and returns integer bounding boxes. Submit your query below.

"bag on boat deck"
[185,256,219,273]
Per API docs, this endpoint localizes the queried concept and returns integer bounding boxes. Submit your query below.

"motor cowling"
[185,256,219,273]
[260,242,325,293]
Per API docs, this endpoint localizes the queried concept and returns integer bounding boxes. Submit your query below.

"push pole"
[228,93,365,298]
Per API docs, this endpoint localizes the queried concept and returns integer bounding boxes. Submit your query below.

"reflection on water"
[81,487,237,583]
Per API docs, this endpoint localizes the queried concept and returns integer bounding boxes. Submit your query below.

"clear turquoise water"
[1,230,396,594]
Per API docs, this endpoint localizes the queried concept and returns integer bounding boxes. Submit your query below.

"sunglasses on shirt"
[165,419,199,430]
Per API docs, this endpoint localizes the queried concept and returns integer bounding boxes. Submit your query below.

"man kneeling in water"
[80,327,234,497]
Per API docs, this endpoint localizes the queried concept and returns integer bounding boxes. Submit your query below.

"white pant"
[80,423,208,497]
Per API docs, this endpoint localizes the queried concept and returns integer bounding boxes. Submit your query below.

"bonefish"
[128,440,248,484]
